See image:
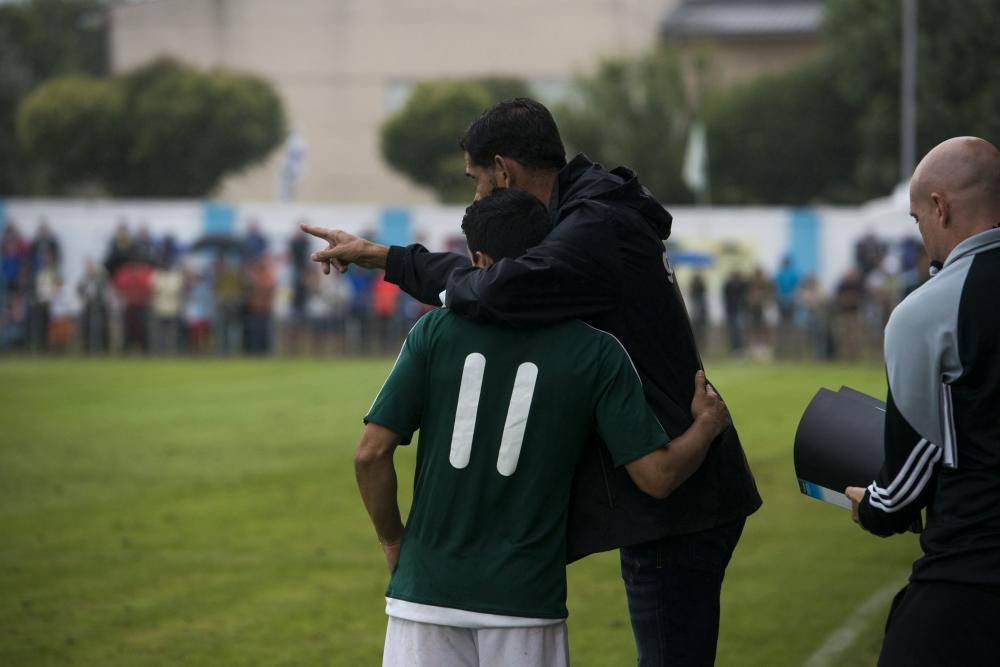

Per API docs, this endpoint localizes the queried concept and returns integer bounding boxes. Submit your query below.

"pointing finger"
[300,224,334,242]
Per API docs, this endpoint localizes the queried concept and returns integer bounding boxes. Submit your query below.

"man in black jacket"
[305,98,761,666]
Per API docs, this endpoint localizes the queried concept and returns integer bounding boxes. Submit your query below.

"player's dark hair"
[461,188,551,261]
[459,98,567,171]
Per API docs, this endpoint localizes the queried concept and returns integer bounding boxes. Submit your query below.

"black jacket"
[385,154,761,560]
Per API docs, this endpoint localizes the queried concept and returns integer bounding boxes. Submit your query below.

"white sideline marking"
[801,577,905,667]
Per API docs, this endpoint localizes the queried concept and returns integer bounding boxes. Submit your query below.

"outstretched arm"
[301,226,469,306]
[302,202,621,326]
[355,422,405,572]
[625,371,729,499]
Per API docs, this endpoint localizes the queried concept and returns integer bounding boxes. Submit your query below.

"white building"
[110,0,676,203]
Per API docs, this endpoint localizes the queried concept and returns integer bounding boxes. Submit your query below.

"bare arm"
[625,371,730,499]
[354,422,405,572]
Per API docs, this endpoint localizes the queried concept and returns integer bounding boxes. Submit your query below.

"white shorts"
[382,616,569,667]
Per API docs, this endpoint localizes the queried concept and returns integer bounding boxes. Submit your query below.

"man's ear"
[493,155,515,188]
[931,192,951,228]
[473,251,494,268]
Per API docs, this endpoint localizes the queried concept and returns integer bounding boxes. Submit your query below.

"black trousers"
[620,518,746,667]
[879,581,1000,667]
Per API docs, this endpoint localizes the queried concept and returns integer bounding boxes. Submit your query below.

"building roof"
[661,0,823,38]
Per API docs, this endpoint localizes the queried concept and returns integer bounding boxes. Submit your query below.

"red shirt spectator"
[113,262,153,307]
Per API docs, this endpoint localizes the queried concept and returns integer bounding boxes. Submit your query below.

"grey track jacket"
[859,227,1000,587]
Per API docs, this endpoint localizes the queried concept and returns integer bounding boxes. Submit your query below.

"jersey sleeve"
[858,384,939,535]
[857,295,954,535]
[363,314,432,445]
[592,335,669,467]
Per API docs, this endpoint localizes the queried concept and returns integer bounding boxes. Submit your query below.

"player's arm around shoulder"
[625,371,730,499]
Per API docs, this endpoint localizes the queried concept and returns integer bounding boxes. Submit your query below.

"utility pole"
[900,0,918,181]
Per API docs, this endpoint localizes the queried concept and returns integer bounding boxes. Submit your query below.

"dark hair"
[459,97,567,171]
[461,188,551,261]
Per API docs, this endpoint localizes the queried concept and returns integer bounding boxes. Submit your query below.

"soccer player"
[355,188,731,667]
[307,98,760,666]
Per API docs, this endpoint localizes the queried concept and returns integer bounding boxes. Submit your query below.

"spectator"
[833,269,865,360]
[243,257,276,355]
[898,236,924,274]
[746,266,774,357]
[77,257,111,354]
[30,249,59,352]
[113,258,154,354]
[688,271,709,352]
[213,254,243,355]
[345,264,375,354]
[243,221,269,260]
[48,278,74,353]
[183,268,214,355]
[30,220,61,271]
[161,233,180,267]
[287,229,313,353]
[132,226,158,266]
[863,257,895,357]
[722,270,747,354]
[104,220,133,276]
[854,231,887,278]
[304,263,349,354]
[151,257,185,355]
[796,274,831,360]
[898,241,930,299]
[372,272,401,353]
[773,256,799,357]
[0,290,28,350]
[2,221,29,298]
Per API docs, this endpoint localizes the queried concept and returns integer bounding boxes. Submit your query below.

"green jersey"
[365,308,667,621]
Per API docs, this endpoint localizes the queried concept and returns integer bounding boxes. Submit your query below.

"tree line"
[3,0,998,202]
[1,0,285,198]
[381,0,1000,205]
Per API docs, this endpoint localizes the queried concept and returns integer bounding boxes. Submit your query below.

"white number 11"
[448,353,538,477]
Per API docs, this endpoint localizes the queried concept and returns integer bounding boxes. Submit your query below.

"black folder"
[793,386,886,509]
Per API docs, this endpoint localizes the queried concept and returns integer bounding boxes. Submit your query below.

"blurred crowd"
[2,219,928,362]
[0,219,429,357]
[687,232,930,362]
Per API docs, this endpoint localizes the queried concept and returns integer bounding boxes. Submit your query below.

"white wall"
[2,198,917,318]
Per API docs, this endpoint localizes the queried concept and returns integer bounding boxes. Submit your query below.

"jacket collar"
[942,227,1000,269]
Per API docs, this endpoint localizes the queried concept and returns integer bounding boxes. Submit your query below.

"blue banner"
[788,208,820,277]
[203,202,236,236]
[378,208,412,248]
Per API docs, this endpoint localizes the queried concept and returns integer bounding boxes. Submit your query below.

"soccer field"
[0,358,919,666]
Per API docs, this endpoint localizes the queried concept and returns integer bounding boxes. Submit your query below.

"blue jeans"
[620,518,746,667]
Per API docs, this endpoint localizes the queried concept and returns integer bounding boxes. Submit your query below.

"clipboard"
[793,386,885,509]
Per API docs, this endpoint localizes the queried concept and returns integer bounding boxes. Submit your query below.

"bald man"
[845,136,1000,666]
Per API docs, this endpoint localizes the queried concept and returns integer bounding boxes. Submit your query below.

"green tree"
[380,78,530,203]
[0,0,107,194]
[17,58,287,197]
[824,0,1000,197]
[16,74,122,190]
[555,46,697,203]
[705,60,862,205]
[111,59,286,197]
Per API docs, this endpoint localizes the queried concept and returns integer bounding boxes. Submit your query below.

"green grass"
[0,359,919,666]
